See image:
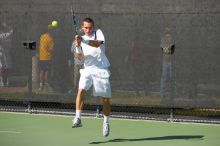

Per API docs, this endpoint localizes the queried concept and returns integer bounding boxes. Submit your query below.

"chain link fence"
[0,0,220,123]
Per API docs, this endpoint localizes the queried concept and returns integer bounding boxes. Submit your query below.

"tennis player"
[72,17,111,137]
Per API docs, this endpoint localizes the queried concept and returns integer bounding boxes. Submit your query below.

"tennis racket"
[71,6,78,35]
[70,6,84,54]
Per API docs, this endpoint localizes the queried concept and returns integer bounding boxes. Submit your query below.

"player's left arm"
[86,29,105,48]
[88,40,104,48]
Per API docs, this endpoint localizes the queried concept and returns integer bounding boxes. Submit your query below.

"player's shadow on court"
[89,135,204,144]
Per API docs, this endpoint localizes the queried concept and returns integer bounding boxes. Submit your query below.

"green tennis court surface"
[0,112,219,146]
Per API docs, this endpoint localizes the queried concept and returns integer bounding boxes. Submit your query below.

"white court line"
[0,130,22,134]
[1,111,220,126]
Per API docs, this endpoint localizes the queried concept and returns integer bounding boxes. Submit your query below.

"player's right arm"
[74,35,84,61]
[75,52,84,61]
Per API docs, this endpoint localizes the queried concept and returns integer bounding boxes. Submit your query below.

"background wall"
[0,0,220,108]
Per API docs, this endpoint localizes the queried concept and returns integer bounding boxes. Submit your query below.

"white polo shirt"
[81,29,110,69]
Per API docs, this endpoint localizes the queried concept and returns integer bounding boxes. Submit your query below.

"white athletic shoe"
[103,123,110,137]
[72,118,82,128]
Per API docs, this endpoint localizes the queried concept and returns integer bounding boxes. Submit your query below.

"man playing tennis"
[72,17,111,137]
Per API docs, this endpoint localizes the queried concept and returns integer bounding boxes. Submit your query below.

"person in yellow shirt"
[39,24,54,91]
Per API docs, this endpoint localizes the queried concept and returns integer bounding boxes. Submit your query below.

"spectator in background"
[0,23,13,87]
[126,41,144,96]
[160,27,175,101]
[125,40,150,96]
[38,23,56,91]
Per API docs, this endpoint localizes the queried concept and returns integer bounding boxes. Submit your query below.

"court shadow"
[89,135,204,144]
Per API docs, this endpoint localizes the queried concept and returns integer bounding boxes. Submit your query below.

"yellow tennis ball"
[51,21,58,27]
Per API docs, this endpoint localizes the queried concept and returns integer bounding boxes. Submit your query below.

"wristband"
[75,46,83,53]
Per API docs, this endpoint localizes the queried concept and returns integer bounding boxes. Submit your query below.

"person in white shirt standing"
[0,23,13,87]
[72,17,111,137]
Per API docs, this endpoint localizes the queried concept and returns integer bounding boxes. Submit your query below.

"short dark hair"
[83,17,95,26]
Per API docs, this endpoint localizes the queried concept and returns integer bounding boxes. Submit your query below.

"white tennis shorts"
[78,68,111,98]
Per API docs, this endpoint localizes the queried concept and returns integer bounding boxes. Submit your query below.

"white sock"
[75,110,82,119]
[103,115,109,123]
